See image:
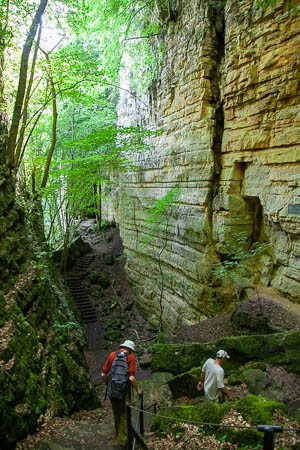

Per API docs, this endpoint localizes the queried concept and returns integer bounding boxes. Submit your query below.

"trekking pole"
[257,425,283,450]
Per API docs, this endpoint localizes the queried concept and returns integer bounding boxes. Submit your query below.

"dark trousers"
[111,395,128,443]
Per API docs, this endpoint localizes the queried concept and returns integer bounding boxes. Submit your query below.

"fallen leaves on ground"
[144,423,239,449]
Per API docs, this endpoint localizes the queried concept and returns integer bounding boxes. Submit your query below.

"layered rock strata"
[105,0,300,330]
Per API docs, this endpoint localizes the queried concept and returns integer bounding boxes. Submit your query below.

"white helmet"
[120,339,136,352]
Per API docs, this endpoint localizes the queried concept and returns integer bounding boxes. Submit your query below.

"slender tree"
[6,0,48,167]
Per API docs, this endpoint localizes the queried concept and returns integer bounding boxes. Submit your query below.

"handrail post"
[140,393,144,436]
[126,403,133,450]
[257,425,283,450]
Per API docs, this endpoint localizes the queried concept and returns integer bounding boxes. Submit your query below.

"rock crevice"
[104,0,300,329]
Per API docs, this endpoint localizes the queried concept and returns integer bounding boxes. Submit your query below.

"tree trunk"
[94,183,102,229]
[15,22,42,169]
[6,0,48,167]
[40,51,57,190]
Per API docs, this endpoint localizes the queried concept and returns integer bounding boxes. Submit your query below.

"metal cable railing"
[126,400,300,450]
[129,404,300,432]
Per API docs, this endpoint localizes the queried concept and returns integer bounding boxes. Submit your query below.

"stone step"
[78,309,96,315]
[71,289,87,294]
[70,289,86,294]
[73,296,88,302]
[77,304,94,311]
[82,318,98,324]
[81,314,97,321]
[81,316,98,323]
[81,309,97,316]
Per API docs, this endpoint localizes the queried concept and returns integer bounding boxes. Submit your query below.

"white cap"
[120,340,136,352]
[216,350,230,359]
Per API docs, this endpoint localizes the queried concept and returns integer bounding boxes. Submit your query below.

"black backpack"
[107,351,130,400]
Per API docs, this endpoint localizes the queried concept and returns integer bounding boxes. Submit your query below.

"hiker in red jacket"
[102,339,142,448]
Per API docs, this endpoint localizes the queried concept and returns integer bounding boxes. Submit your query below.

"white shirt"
[202,358,225,402]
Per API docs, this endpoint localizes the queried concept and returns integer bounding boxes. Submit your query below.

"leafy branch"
[212,232,272,301]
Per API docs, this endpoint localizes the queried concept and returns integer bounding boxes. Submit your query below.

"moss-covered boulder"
[240,369,286,402]
[167,367,202,399]
[139,355,152,368]
[223,426,263,447]
[151,343,213,374]
[243,361,267,371]
[151,331,300,375]
[151,395,286,447]
[228,361,267,386]
[88,272,110,289]
[0,267,99,449]
[53,235,90,269]
[228,373,242,386]
[136,372,173,406]
[151,402,262,445]
[235,394,286,425]
[104,330,122,341]
[98,275,110,289]
[103,253,114,265]
[151,402,229,435]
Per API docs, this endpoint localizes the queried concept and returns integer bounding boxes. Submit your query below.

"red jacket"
[102,350,136,377]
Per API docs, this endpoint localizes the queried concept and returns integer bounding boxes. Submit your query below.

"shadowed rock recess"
[103,0,300,330]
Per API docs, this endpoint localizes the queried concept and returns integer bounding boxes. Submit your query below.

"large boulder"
[231,298,300,335]
[240,369,286,403]
[167,367,202,399]
[53,235,90,269]
[151,395,286,447]
[166,361,289,403]
[151,331,300,376]
[136,372,173,406]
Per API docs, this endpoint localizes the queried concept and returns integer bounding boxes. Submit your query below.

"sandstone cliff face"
[105,0,300,330]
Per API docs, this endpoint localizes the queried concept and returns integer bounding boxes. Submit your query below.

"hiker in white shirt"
[197,350,232,403]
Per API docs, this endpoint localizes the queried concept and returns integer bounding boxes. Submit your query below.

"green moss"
[151,331,300,375]
[168,366,202,398]
[151,343,213,374]
[151,402,229,435]
[234,395,286,425]
[227,373,242,386]
[223,427,263,447]
[0,277,100,448]
[295,408,300,425]
[104,330,122,341]
[0,293,8,326]
[151,395,288,447]
[244,361,267,371]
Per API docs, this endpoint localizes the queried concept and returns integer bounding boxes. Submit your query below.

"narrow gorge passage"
[65,220,154,386]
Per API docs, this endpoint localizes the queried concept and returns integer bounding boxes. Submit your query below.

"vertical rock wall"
[0,123,99,447]
[105,0,300,330]
[219,0,300,299]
